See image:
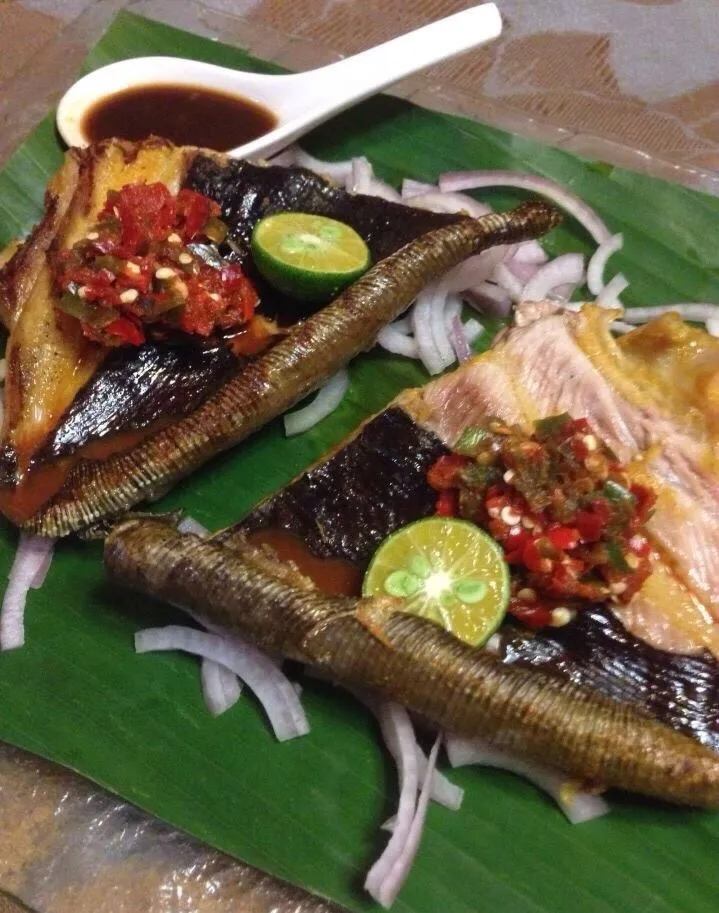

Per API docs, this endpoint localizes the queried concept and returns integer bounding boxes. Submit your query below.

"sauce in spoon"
[82,84,277,149]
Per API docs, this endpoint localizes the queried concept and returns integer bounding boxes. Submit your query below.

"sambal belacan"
[53,181,258,346]
[427,414,657,630]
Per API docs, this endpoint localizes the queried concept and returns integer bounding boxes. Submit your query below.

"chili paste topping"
[53,182,259,346]
[427,414,656,631]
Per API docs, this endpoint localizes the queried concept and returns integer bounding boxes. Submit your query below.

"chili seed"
[119,289,139,304]
[584,455,605,473]
[125,261,141,275]
[487,506,501,519]
[77,286,88,299]
[85,231,99,241]
[500,506,521,526]
[550,607,576,627]
[155,267,176,280]
[582,434,598,452]
[178,252,193,265]
[610,581,628,595]
[516,587,536,602]
[503,469,515,484]
[167,233,182,244]
[521,516,536,529]
[174,280,189,300]
[539,558,554,574]
[625,553,640,570]
[209,292,221,302]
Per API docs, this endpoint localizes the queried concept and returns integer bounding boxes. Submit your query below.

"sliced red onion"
[367,178,402,203]
[0,534,56,651]
[449,314,472,363]
[135,626,309,741]
[201,658,243,717]
[374,734,441,908]
[522,253,585,302]
[443,296,462,330]
[389,315,412,333]
[365,703,420,899]
[445,735,610,825]
[269,145,353,184]
[439,170,612,245]
[596,272,629,309]
[619,303,719,324]
[376,325,420,359]
[466,281,512,318]
[587,233,623,296]
[430,283,455,370]
[284,369,350,436]
[493,261,525,301]
[412,286,446,375]
[177,516,209,537]
[401,178,437,198]
[512,240,548,265]
[444,247,508,293]
[406,191,492,218]
[346,157,401,201]
[503,257,540,286]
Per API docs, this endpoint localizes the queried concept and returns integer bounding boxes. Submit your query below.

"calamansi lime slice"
[251,212,371,302]
[362,517,510,647]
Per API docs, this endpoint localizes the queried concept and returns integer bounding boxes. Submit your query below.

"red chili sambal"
[427,414,656,631]
[53,182,258,347]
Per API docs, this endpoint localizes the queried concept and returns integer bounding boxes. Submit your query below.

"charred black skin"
[237,406,719,752]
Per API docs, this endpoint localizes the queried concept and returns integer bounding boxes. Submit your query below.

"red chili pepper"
[509,602,553,629]
[105,317,145,346]
[575,509,603,542]
[435,490,458,517]
[427,454,469,491]
[176,188,219,240]
[630,484,656,523]
[547,525,580,551]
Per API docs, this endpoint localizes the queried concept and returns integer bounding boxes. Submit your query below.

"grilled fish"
[0,138,559,536]
[105,515,719,808]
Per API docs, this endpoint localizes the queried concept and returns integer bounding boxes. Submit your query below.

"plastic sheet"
[0,742,346,912]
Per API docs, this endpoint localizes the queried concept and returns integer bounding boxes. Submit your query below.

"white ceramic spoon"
[56,3,502,159]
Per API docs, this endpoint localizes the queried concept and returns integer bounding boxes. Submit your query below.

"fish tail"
[105,518,719,808]
[27,202,559,537]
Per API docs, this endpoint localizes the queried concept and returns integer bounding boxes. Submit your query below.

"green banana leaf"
[1,11,719,913]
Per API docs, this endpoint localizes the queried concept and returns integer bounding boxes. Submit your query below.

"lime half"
[251,212,371,302]
[363,517,510,647]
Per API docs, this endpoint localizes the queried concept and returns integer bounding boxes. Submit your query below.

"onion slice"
[406,191,492,218]
[201,658,243,716]
[596,272,629,308]
[0,534,56,651]
[412,286,446,375]
[135,626,309,741]
[284,369,350,436]
[521,252,585,302]
[365,703,420,899]
[449,313,472,363]
[377,325,420,359]
[374,734,442,908]
[445,735,610,825]
[587,233,623,296]
[269,146,353,183]
[439,170,612,244]
[619,303,719,324]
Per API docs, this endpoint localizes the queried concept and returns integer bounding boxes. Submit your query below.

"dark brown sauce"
[82,84,277,150]
[247,529,363,597]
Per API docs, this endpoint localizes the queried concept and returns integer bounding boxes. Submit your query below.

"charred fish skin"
[105,517,719,809]
[27,202,560,538]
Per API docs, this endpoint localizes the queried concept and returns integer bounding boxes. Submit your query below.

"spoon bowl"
[56,3,502,159]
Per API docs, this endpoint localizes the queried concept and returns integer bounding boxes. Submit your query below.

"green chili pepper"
[605,539,631,572]
[534,413,572,439]
[603,479,636,505]
[57,293,116,328]
[455,426,492,455]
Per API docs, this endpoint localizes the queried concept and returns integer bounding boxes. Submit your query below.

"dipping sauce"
[81,84,278,150]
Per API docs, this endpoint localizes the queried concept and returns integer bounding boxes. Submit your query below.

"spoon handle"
[274,3,502,121]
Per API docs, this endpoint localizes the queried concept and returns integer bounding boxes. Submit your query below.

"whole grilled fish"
[105,515,719,808]
[26,199,559,537]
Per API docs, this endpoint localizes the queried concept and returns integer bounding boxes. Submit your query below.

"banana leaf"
[1,11,718,913]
